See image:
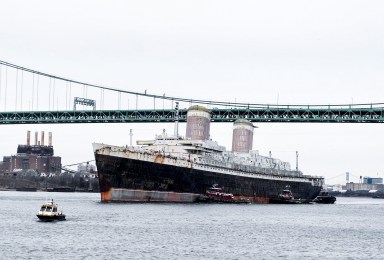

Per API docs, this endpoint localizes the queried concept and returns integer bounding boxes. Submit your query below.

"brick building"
[0,131,61,175]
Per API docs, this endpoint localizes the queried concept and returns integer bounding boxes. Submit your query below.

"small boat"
[312,191,336,204]
[197,184,249,203]
[36,199,66,222]
[269,186,304,204]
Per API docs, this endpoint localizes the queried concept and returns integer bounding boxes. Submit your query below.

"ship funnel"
[49,132,52,146]
[231,119,255,153]
[27,131,31,146]
[41,131,45,146]
[185,105,211,140]
[35,131,38,145]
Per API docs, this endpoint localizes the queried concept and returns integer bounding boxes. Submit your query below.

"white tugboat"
[36,199,66,222]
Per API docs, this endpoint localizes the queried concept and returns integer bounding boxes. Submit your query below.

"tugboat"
[36,199,66,222]
[197,184,250,203]
[205,184,235,202]
[312,191,336,204]
[269,186,304,204]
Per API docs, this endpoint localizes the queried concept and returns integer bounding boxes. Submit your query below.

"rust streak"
[154,155,164,163]
[101,190,111,202]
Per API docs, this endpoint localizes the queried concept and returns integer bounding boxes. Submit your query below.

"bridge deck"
[1,107,384,124]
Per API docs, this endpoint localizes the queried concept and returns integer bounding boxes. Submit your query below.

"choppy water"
[1,191,383,259]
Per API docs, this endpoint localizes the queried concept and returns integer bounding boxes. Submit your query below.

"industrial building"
[0,131,61,175]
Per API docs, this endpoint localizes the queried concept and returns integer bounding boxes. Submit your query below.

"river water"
[1,191,383,259]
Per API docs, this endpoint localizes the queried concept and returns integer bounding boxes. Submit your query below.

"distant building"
[0,131,61,175]
[77,162,96,173]
[363,177,383,184]
[327,184,343,192]
[77,162,97,179]
[345,182,384,192]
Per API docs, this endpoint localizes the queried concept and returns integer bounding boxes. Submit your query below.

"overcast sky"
[1,0,384,185]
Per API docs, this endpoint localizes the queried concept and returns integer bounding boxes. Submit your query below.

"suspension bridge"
[1,60,384,125]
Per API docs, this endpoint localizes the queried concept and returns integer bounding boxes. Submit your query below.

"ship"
[312,190,337,204]
[93,105,324,203]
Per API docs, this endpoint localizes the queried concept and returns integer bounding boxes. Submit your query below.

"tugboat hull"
[36,214,66,222]
[312,197,336,204]
[312,191,336,204]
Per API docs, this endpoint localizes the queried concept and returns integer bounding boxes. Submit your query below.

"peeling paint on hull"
[102,188,199,203]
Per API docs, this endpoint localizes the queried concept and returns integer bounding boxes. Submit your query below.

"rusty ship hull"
[94,105,324,204]
[94,145,323,203]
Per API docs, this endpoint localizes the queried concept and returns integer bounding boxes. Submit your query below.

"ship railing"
[193,163,310,182]
[225,163,305,178]
[128,148,304,179]
[125,147,312,179]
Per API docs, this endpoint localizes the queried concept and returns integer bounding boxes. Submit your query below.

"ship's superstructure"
[94,105,323,203]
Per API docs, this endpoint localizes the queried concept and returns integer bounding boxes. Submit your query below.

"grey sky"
[1,0,384,185]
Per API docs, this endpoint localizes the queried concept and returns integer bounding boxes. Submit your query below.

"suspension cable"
[1,59,384,109]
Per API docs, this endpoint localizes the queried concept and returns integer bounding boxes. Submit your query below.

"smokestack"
[185,105,211,140]
[27,131,31,146]
[35,131,38,145]
[49,132,52,146]
[231,119,255,153]
[41,131,45,146]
